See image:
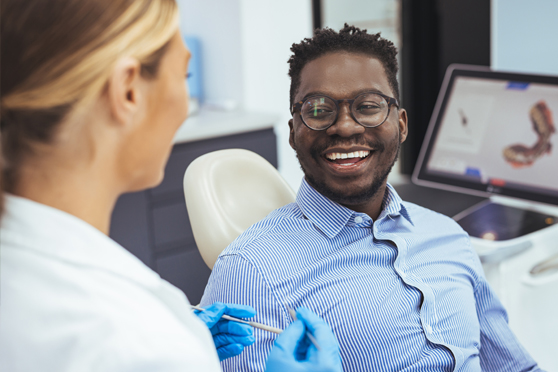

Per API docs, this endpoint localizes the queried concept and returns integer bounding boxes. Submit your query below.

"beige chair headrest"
[184,149,296,269]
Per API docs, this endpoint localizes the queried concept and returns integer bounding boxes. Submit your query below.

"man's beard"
[295,132,401,207]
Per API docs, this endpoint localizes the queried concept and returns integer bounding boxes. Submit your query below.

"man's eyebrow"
[297,91,330,102]
[298,88,388,102]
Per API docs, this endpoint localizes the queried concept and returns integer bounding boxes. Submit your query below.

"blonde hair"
[2,0,179,111]
[0,0,179,194]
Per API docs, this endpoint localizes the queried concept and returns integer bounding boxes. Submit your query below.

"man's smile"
[315,146,375,176]
[325,150,371,161]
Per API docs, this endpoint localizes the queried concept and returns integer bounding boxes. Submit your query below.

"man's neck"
[340,183,387,221]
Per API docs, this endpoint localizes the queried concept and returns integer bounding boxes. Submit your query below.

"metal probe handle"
[191,305,283,334]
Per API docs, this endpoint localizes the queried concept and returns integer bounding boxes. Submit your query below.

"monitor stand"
[453,196,558,263]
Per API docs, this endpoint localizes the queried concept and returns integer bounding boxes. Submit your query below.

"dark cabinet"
[109,128,277,304]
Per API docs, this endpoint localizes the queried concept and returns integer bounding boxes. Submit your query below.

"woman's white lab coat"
[0,195,221,372]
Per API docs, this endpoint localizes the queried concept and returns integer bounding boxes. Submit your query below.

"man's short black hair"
[288,24,399,109]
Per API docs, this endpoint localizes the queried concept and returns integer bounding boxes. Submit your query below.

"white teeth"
[325,151,370,160]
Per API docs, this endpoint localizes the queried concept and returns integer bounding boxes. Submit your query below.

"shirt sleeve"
[200,253,290,372]
[471,252,545,372]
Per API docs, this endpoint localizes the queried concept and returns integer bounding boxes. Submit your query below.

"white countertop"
[173,109,280,144]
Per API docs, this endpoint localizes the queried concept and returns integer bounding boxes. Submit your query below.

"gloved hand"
[194,302,256,361]
[265,307,343,372]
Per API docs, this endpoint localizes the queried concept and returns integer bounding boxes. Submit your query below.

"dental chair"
[183,149,296,269]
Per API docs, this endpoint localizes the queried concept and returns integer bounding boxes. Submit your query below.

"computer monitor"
[413,65,558,243]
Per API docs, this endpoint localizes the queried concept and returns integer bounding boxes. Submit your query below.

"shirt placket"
[374,215,444,347]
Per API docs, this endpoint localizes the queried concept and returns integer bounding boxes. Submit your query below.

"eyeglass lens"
[301,93,389,130]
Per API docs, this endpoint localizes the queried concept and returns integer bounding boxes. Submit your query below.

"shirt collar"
[296,178,412,238]
[380,183,413,225]
[1,194,161,289]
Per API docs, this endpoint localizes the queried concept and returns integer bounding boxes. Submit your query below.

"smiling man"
[288,50,405,221]
[201,25,542,372]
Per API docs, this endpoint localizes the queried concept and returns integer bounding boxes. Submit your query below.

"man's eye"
[356,104,382,114]
[358,104,380,110]
[304,107,333,116]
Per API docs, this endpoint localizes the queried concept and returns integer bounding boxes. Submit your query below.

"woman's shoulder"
[1,237,219,371]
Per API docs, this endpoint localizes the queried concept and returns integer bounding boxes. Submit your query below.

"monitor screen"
[413,65,558,206]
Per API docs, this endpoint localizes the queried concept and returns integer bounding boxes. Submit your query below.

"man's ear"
[106,57,143,126]
[288,118,296,150]
[398,108,408,143]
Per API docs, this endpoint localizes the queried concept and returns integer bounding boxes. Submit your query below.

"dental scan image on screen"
[426,76,558,198]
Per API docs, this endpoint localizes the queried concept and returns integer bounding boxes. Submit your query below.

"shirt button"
[425,324,433,334]
[355,216,363,223]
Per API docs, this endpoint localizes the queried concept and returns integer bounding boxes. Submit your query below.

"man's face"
[289,52,408,208]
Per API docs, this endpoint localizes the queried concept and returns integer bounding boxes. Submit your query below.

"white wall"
[322,0,400,47]
[177,0,245,106]
[176,0,312,191]
[239,0,312,191]
[492,0,558,75]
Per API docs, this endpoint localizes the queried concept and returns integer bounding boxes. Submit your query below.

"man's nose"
[326,102,365,137]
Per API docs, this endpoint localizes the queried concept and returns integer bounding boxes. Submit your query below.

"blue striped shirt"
[201,179,542,372]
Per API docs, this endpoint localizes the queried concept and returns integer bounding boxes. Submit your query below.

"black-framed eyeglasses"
[291,91,399,131]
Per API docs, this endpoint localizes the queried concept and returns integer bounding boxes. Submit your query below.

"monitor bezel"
[412,64,558,206]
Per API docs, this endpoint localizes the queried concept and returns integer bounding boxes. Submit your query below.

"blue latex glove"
[194,302,256,361]
[265,307,343,372]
